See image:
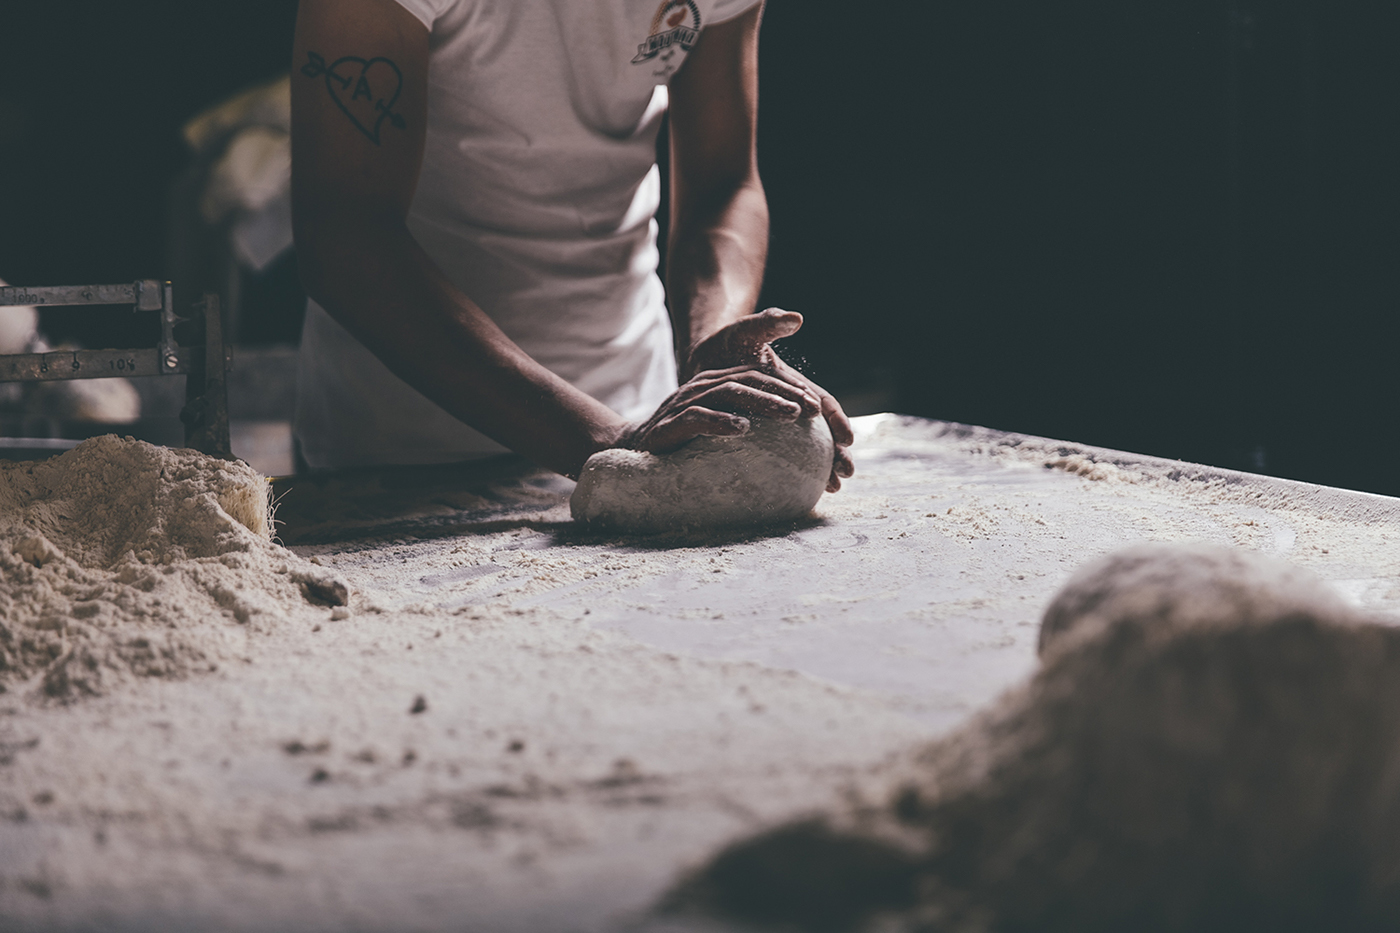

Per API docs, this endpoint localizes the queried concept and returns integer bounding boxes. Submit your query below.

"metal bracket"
[0,280,232,459]
[179,294,232,460]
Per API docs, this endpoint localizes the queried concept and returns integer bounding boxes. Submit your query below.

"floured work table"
[3,414,1399,932]
[272,413,1400,730]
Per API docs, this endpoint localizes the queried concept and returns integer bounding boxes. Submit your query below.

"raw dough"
[571,415,834,533]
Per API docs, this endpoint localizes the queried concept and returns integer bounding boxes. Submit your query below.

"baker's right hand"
[618,364,822,454]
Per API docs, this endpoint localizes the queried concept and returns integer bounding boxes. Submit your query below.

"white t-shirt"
[295,0,761,468]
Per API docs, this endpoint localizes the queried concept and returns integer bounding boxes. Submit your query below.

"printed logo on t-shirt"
[632,0,702,66]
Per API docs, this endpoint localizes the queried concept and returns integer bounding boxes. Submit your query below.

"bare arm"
[665,3,855,489]
[665,4,770,375]
[292,0,627,478]
[294,0,825,476]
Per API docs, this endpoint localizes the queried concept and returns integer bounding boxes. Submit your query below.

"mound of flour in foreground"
[663,544,1400,932]
[571,416,834,534]
[0,436,346,700]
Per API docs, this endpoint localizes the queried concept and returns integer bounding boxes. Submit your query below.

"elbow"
[699,167,763,207]
[673,171,766,233]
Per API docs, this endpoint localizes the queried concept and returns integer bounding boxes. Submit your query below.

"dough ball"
[1038,541,1349,656]
[571,415,834,533]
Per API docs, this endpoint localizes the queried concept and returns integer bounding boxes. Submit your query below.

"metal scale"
[0,280,231,458]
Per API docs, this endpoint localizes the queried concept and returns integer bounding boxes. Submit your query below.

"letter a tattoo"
[301,50,408,145]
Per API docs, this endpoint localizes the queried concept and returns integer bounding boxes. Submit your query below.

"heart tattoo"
[301,50,407,145]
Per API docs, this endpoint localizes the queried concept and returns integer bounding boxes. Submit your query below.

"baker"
[290,0,854,491]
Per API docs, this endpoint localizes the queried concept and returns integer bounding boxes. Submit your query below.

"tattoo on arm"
[301,50,408,145]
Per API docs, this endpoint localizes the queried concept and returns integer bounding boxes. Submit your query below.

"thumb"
[728,308,803,350]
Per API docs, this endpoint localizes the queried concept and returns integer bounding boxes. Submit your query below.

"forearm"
[298,216,627,477]
[665,178,769,379]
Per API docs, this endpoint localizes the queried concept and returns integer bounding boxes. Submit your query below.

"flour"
[1038,542,1350,654]
[667,544,1400,931]
[3,416,1397,931]
[571,415,834,533]
[0,435,347,700]
[1042,453,1134,482]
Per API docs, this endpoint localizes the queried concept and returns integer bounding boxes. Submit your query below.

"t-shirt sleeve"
[389,0,453,31]
[707,0,763,26]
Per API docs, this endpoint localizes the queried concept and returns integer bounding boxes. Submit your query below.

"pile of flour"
[0,436,346,700]
[665,545,1400,931]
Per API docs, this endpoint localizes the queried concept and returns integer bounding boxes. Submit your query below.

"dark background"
[1,1,1395,495]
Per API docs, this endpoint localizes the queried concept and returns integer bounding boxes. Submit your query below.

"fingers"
[827,444,854,493]
[626,335,860,500]
[687,357,857,494]
[680,368,821,418]
[821,392,855,447]
[701,382,808,420]
[766,355,855,447]
[640,406,749,453]
[833,444,855,478]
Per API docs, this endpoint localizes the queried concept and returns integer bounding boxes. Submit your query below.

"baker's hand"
[683,308,855,492]
[619,363,821,454]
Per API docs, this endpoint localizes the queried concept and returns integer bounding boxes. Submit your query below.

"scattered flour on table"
[0,436,346,700]
[853,414,1400,594]
[1041,453,1135,483]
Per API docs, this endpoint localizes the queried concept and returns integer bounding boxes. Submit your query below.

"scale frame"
[0,280,231,459]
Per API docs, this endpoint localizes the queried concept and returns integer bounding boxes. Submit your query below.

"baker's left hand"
[684,308,855,492]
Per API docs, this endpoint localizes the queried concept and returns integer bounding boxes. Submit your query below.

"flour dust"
[0,436,346,700]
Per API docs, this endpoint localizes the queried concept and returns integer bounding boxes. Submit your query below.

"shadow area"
[553,514,830,552]
[659,820,920,933]
[269,455,574,546]
[271,457,830,550]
